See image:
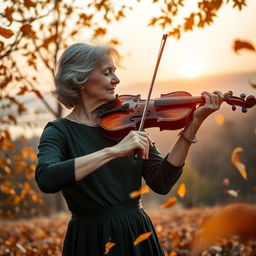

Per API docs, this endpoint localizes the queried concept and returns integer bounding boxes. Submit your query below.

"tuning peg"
[240,93,246,99]
[228,91,233,96]
[242,107,248,113]
[232,104,236,111]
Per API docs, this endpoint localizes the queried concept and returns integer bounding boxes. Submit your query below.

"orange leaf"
[160,197,177,208]
[169,252,177,256]
[0,27,14,39]
[104,241,116,254]
[4,7,14,23]
[177,183,186,198]
[129,186,149,198]
[233,39,255,54]
[224,189,239,197]
[231,147,247,179]
[134,232,152,246]
[215,114,224,125]
[222,178,230,186]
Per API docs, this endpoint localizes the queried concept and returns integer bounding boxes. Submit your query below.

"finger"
[134,136,149,159]
[137,131,154,147]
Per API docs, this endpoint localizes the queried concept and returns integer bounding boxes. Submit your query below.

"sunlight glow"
[181,60,201,78]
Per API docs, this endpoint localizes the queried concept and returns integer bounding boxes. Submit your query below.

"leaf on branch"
[134,232,152,246]
[8,115,17,125]
[21,24,37,39]
[231,147,247,180]
[4,7,14,23]
[17,86,28,96]
[233,40,255,54]
[0,41,4,52]
[232,0,247,11]
[160,197,177,208]
[18,103,26,114]
[93,27,107,37]
[0,27,14,39]
[24,0,37,8]
[0,76,12,89]
[184,14,195,31]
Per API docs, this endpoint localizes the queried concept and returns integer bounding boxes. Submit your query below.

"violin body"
[99,90,255,140]
[100,91,197,140]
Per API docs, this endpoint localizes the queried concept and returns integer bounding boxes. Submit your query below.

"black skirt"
[62,202,165,256]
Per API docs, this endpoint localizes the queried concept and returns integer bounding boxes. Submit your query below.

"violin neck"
[154,96,205,107]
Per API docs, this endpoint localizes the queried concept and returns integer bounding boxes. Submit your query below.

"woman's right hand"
[111,131,153,159]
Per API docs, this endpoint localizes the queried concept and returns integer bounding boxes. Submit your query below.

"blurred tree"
[0,0,250,217]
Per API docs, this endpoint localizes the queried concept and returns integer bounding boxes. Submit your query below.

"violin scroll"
[224,91,256,113]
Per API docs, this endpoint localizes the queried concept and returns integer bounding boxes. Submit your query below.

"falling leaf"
[233,40,255,54]
[215,114,224,125]
[222,178,230,186]
[134,232,152,246]
[224,189,239,197]
[231,147,247,179]
[0,27,14,39]
[177,183,186,198]
[160,197,177,208]
[104,241,116,254]
[129,186,149,198]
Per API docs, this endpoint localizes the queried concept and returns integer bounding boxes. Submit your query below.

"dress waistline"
[71,201,143,220]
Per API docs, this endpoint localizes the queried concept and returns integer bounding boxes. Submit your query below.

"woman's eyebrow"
[102,66,116,71]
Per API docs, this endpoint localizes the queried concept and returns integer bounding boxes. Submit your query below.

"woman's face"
[82,53,120,105]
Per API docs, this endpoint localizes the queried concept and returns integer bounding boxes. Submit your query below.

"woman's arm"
[167,91,224,167]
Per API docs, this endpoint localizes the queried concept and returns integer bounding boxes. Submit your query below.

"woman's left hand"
[192,91,225,123]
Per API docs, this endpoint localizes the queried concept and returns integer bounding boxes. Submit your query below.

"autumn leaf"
[215,114,224,125]
[0,27,14,39]
[224,189,239,197]
[160,197,177,208]
[233,39,255,54]
[222,178,230,186]
[231,147,247,179]
[134,232,152,246]
[104,241,116,254]
[177,183,186,198]
[129,186,149,198]
[4,7,14,23]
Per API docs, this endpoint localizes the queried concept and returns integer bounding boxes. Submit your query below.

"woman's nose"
[112,74,120,85]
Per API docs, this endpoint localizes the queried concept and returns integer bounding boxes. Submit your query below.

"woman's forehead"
[99,54,115,69]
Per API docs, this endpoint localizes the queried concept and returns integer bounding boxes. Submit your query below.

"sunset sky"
[97,0,256,88]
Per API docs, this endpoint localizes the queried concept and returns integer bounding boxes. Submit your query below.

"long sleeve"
[142,144,184,195]
[35,122,77,194]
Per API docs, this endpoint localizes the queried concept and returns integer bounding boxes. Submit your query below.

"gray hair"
[52,43,119,109]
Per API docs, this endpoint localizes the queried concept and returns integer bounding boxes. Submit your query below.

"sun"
[181,60,201,78]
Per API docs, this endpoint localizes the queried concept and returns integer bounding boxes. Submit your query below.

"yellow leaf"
[177,183,186,198]
[129,186,149,198]
[0,27,14,39]
[231,147,247,179]
[224,189,239,197]
[160,197,177,208]
[215,114,224,125]
[104,241,116,254]
[134,232,152,246]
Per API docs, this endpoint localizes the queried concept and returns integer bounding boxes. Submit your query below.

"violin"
[98,91,256,140]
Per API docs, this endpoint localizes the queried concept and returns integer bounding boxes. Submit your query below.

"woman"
[35,43,224,256]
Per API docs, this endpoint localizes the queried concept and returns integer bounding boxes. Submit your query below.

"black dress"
[35,118,183,256]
